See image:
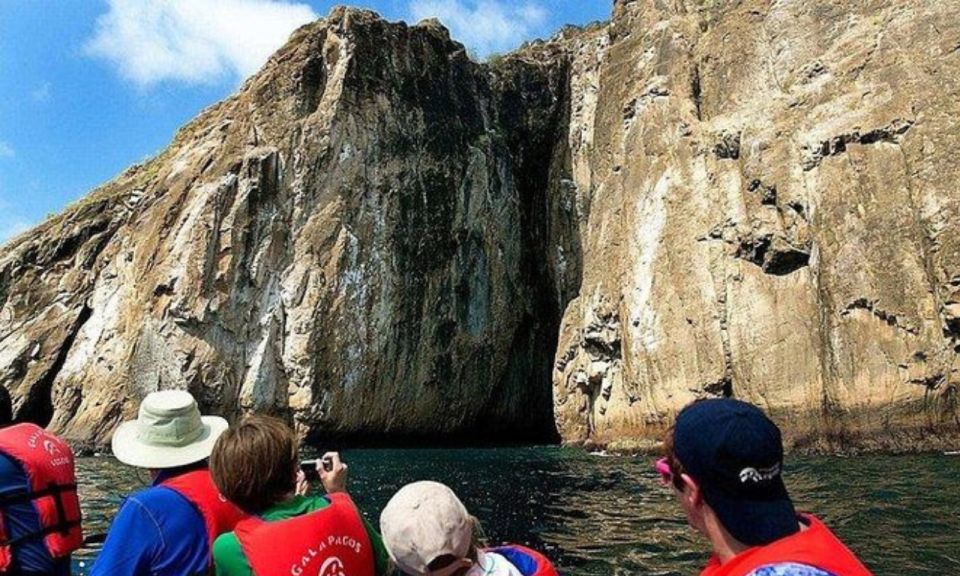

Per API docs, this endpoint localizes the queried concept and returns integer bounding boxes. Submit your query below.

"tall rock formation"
[1,1,958,450]
[552,0,960,450]
[0,8,564,445]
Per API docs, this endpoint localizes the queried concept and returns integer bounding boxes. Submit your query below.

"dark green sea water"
[73,448,960,575]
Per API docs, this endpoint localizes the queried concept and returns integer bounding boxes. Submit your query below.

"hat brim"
[111,416,228,469]
[703,480,798,546]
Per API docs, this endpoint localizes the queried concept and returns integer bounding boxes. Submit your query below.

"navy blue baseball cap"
[673,398,798,546]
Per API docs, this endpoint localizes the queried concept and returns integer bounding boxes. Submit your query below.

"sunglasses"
[654,457,673,486]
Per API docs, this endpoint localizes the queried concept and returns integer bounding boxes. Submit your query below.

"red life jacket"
[234,492,374,576]
[700,514,873,576]
[162,469,247,557]
[487,545,559,576]
[0,423,83,571]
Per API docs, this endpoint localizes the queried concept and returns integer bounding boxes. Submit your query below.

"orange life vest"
[234,492,375,576]
[0,424,83,571]
[162,469,247,557]
[700,514,873,576]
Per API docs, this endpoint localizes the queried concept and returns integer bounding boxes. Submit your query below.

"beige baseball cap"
[380,481,474,574]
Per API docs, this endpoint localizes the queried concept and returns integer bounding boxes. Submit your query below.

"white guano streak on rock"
[57,281,119,380]
[339,229,368,392]
[240,293,284,410]
[628,171,669,355]
[315,32,351,121]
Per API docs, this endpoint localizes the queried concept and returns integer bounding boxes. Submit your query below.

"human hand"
[319,452,347,494]
[295,469,310,496]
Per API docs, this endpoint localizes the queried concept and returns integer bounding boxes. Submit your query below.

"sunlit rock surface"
[2,2,959,450]
[552,0,960,451]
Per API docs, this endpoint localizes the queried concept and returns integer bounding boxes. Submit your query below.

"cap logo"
[739,463,780,484]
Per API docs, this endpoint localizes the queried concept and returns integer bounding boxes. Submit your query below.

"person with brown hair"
[656,398,872,576]
[209,415,391,576]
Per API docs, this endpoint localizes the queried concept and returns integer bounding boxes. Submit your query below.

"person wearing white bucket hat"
[90,390,246,576]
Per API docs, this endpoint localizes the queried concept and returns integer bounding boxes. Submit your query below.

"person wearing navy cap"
[656,399,873,576]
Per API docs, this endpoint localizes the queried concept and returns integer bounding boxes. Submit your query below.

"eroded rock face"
[0,8,567,445]
[553,0,960,451]
[2,2,959,450]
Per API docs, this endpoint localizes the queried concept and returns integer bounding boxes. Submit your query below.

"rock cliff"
[1,1,959,450]
[552,0,960,451]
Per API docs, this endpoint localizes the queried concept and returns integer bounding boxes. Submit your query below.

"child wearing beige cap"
[380,481,559,576]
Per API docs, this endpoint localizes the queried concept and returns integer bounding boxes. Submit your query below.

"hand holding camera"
[299,452,347,494]
[319,452,348,494]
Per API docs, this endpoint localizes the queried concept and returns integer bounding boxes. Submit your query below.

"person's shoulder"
[302,493,332,510]
[747,563,836,576]
[212,530,253,576]
[123,484,196,515]
[128,484,183,503]
[472,551,525,576]
[213,530,242,559]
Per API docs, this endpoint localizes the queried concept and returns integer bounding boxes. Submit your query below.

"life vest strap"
[0,483,78,507]
[0,519,82,548]
[49,482,70,536]
[0,481,80,549]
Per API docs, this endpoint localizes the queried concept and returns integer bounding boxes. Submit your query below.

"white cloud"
[85,0,319,87]
[409,0,549,58]
[0,142,14,158]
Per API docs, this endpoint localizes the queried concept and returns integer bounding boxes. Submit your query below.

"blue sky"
[0,0,610,244]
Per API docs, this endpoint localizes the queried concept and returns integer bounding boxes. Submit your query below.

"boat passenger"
[208,415,391,576]
[657,398,874,576]
[380,481,558,576]
[0,422,83,576]
[90,390,246,576]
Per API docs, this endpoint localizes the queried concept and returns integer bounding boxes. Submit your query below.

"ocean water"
[73,448,960,575]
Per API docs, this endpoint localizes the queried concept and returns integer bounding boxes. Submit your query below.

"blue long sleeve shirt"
[89,469,210,576]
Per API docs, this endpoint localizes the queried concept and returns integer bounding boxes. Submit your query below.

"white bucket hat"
[380,481,474,574]
[111,390,228,469]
